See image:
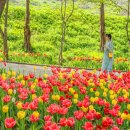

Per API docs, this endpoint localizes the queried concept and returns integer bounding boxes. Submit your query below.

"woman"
[101,34,114,73]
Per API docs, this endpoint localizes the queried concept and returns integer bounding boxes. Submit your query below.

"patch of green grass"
[0,4,129,70]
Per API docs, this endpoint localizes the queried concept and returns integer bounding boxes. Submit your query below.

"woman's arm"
[106,42,113,52]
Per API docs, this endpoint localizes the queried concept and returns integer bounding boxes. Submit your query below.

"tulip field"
[0,64,130,130]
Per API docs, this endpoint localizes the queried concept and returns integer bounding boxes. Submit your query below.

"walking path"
[0,62,123,76]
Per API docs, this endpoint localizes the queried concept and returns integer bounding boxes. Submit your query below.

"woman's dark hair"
[106,34,112,40]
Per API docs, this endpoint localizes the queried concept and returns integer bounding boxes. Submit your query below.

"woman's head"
[106,34,112,41]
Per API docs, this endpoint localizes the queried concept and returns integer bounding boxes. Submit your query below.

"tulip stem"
[32,123,35,130]
[22,119,25,130]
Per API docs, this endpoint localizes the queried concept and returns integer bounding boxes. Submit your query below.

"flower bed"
[0,67,130,130]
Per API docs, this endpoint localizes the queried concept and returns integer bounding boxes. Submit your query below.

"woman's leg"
[107,59,113,72]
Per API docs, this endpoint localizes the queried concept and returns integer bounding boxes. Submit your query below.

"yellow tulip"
[74,94,78,99]
[90,97,95,103]
[122,89,127,94]
[81,106,88,112]
[73,99,78,104]
[2,73,6,77]
[127,104,130,110]
[123,95,128,98]
[109,90,114,95]
[103,92,107,97]
[127,114,130,120]
[34,79,38,83]
[89,105,94,110]
[112,100,117,105]
[17,111,26,119]
[31,85,35,90]
[21,80,25,85]
[8,89,13,95]
[110,95,115,100]
[43,66,47,69]
[90,88,93,92]
[19,74,23,79]
[17,102,22,109]
[100,83,103,87]
[33,111,39,118]
[52,95,56,100]
[34,66,37,70]
[43,74,48,78]
[12,71,16,76]
[69,88,75,94]
[32,94,37,100]
[7,71,11,76]
[102,117,106,121]
[118,111,121,116]
[121,113,127,120]
[104,88,108,92]
[95,97,99,102]
[2,105,9,113]
[38,97,43,103]
[0,57,3,61]
[95,91,100,97]
[2,76,6,80]
[55,95,60,101]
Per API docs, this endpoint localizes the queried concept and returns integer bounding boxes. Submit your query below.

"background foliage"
[0,0,129,70]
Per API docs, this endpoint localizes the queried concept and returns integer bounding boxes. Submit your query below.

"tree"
[79,0,106,51]
[0,0,6,16]
[126,0,130,46]
[110,0,130,46]
[24,0,31,52]
[100,0,105,51]
[0,0,9,60]
[59,0,75,65]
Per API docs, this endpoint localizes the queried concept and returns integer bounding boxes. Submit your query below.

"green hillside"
[0,4,129,70]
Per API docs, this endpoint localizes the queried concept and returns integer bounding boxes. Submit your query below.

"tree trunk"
[0,0,6,43]
[0,0,6,40]
[24,0,31,52]
[59,0,66,66]
[0,0,9,60]
[59,21,66,66]
[100,2,105,51]
[126,0,130,46]
[3,0,9,60]
[0,0,6,16]
[59,0,74,65]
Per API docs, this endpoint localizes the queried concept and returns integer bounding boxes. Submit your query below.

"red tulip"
[95,113,102,120]
[3,61,6,67]
[82,122,94,130]
[102,117,113,128]
[29,101,38,110]
[85,110,96,120]
[22,102,29,110]
[30,114,39,122]
[44,115,52,122]
[61,99,72,108]
[10,78,15,83]
[96,98,105,106]
[111,126,119,130]
[4,117,16,128]
[3,95,11,103]
[67,117,75,127]
[43,122,60,130]
[59,118,67,126]
[74,110,84,120]
[116,118,124,126]
[19,92,28,100]
[58,107,68,115]
[47,104,60,114]
[29,73,34,78]
[109,109,118,117]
